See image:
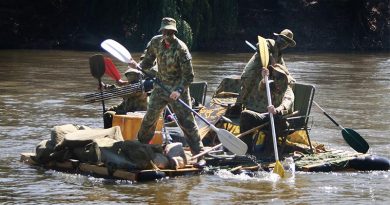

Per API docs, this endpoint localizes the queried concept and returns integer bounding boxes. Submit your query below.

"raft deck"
[20,153,201,181]
[293,149,372,172]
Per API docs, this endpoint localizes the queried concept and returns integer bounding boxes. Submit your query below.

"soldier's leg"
[240,110,269,154]
[170,91,203,155]
[137,90,167,144]
[103,111,116,129]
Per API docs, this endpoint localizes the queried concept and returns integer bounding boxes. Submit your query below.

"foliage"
[0,0,389,51]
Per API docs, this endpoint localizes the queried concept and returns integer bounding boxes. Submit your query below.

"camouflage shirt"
[139,35,194,92]
[107,83,148,113]
[267,39,285,66]
[240,61,294,114]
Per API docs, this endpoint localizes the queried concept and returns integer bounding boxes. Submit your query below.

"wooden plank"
[79,163,138,181]
[20,153,37,165]
[21,152,200,180]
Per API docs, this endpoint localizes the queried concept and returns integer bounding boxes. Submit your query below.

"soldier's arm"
[176,49,194,93]
[139,40,156,71]
[276,85,294,114]
[239,53,260,105]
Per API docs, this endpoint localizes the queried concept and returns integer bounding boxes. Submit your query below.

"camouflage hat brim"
[125,68,143,76]
[158,25,177,32]
[158,17,178,32]
[273,33,296,47]
[272,64,295,83]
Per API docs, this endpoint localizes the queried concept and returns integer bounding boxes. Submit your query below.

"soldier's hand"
[267,105,277,115]
[116,79,128,86]
[261,67,269,77]
[170,91,181,100]
[99,82,107,90]
[128,59,138,69]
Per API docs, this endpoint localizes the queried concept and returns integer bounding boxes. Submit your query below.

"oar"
[190,111,298,160]
[191,122,268,160]
[89,54,106,117]
[101,39,248,155]
[258,35,285,177]
[313,101,369,153]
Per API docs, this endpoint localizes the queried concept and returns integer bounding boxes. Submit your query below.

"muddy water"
[0,50,389,204]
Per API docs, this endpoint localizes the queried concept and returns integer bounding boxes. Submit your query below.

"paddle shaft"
[265,76,280,162]
[134,64,214,128]
[245,40,257,51]
[97,78,106,115]
[313,101,343,128]
[165,105,180,128]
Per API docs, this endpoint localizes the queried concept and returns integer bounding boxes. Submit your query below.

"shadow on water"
[0,50,389,204]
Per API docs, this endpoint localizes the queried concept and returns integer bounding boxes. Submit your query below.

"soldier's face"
[126,73,141,83]
[272,70,284,80]
[276,36,289,50]
[162,29,175,41]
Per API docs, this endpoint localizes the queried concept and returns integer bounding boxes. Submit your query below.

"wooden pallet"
[20,153,201,181]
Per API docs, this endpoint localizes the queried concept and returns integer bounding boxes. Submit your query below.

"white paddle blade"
[101,39,132,63]
[216,128,247,156]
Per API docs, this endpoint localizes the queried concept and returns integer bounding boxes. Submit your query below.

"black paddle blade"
[89,54,105,79]
[342,128,369,153]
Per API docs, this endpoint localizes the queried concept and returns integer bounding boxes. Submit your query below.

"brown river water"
[0,50,389,204]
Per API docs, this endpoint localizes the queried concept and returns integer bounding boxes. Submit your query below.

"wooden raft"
[20,153,201,181]
[294,149,371,172]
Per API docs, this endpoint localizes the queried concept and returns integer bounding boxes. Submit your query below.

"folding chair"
[189,81,208,106]
[282,83,316,153]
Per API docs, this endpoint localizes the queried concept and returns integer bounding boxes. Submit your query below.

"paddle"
[191,123,268,160]
[190,111,298,160]
[104,57,122,81]
[89,54,106,116]
[258,35,285,177]
[313,101,369,153]
[101,39,248,156]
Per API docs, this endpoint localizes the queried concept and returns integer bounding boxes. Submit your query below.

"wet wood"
[20,153,201,181]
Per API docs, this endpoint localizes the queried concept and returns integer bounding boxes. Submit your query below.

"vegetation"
[0,0,389,51]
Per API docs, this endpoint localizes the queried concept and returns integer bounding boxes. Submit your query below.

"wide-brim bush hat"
[273,29,296,47]
[158,17,178,32]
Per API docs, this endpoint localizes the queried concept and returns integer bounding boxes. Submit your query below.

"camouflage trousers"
[240,110,287,154]
[137,87,203,154]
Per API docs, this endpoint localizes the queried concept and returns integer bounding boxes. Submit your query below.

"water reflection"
[0,50,389,204]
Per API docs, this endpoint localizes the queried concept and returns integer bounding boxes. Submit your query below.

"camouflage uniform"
[239,64,294,154]
[238,29,296,107]
[107,68,147,113]
[137,18,203,154]
[103,69,147,128]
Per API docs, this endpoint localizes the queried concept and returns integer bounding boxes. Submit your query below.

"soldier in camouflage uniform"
[128,17,203,156]
[240,64,295,154]
[103,68,148,128]
[238,29,296,107]
[236,30,296,154]
[107,68,148,112]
